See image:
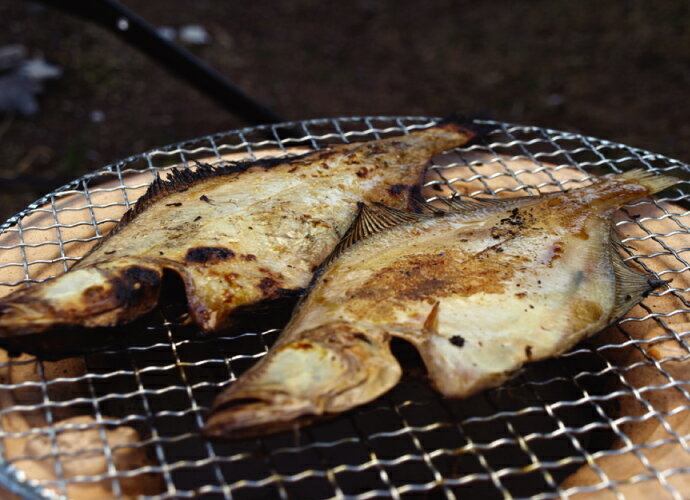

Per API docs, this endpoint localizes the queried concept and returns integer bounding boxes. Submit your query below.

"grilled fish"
[204,169,679,438]
[0,119,483,354]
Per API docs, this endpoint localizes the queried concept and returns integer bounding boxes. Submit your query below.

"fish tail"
[616,169,681,195]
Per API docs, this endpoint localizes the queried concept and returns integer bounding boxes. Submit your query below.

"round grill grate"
[0,117,689,500]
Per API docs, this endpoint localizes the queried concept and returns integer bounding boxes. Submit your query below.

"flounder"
[0,119,483,355]
[204,169,679,439]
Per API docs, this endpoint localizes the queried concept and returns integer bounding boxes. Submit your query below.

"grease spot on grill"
[185,246,235,264]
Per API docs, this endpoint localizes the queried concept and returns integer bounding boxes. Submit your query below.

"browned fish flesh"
[204,169,678,439]
[0,119,483,354]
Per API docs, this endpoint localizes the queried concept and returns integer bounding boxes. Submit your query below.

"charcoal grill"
[0,116,689,499]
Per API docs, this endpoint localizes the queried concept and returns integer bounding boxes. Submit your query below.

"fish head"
[0,262,162,337]
[204,323,401,439]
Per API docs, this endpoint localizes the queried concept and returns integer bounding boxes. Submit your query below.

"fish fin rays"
[616,169,680,195]
[321,193,539,270]
[610,245,665,320]
[418,194,538,217]
[321,203,426,268]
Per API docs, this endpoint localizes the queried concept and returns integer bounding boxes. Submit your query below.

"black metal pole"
[36,0,285,125]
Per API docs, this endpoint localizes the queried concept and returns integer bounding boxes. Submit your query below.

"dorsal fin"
[93,153,317,251]
[418,193,541,218]
[321,203,426,268]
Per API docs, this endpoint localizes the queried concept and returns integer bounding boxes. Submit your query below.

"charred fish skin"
[204,169,679,439]
[0,118,488,351]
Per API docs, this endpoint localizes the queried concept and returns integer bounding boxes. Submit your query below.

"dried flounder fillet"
[0,119,483,355]
[205,169,678,438]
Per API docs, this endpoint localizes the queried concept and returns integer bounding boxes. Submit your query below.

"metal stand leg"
[36,0,285,125]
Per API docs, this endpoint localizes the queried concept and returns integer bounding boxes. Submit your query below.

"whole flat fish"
[204,169,679,438]
[0,119,483,353]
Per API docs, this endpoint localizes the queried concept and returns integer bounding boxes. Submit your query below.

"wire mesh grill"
[0,116,689,500]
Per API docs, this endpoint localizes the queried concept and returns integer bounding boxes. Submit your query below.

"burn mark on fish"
[543,244,563,266]
[349,250,520,312]
[200,194,212,203]
[104,250,116,255]
[293,342,313,350]
[258,277,281,296]
[525,345,533,358]
[364,144,385,156]
[165,202,182,207]
[111,266,161,304]
[194,216,202,222]
[185,247,235,264]
[491,226,516,240]
[221,272,239,285]
[356,167,369,178]
[241,254,257,261]
[500,208,523,226]
[353,332,372,344]
[450,335,465,348]
[573,223,589,239]
[388,184,408,196]
[84,285,105,300]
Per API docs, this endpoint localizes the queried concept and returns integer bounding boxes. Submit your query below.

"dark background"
[2,0,690,221]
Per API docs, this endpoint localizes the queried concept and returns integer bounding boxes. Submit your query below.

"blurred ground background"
[1,0,690,221]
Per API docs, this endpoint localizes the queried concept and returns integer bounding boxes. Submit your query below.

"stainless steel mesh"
[0,116,689,500]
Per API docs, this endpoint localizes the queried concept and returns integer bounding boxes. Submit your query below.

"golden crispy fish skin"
[0,119,482,349]
[204,169,679,439]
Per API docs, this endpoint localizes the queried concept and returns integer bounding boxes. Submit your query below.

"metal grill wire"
[0,117,688,500]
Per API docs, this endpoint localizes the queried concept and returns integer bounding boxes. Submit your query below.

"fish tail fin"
[616,169,681,195]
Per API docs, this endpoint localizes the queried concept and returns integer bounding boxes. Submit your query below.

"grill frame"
[0,116,688,500]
